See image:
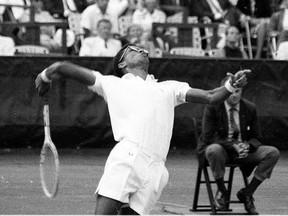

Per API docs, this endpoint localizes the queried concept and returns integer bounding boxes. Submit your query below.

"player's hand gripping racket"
[40,100,60,198]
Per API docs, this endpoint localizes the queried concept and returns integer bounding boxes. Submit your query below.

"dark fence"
[1,56,288,150]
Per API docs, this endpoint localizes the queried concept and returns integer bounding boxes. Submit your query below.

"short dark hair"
[97,18,112,28]
[112,43,134,77]
[225,25,239,36]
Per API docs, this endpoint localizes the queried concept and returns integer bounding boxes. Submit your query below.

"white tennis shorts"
[95,140,169,215]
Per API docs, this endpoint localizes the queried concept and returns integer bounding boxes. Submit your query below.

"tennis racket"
[40,103,60,198]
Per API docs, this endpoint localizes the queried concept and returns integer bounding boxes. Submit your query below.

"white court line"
[0,195,92,199]
[156,201,190,208]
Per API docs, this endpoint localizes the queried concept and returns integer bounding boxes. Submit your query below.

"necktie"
[229,108,239,140]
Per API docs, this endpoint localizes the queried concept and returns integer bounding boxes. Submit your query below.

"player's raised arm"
[35,61,96,96]
[186,69,251,105]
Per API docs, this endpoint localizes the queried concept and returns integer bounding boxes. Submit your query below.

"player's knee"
[118,205,139,215]
[94,194,122,215]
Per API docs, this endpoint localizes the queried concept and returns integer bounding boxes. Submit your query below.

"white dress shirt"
[0,35,15,56]
[79,36,121,56]
[80,1,128,35]
[132,8,166,32]
[88,72,191,161]
[283,8,288,30]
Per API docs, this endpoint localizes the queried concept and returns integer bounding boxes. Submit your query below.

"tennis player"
[35,44,250,215]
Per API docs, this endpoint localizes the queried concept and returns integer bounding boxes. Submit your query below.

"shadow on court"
[0,148,287,215]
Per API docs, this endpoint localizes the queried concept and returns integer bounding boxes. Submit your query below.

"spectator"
[119,0,142,17]
[268,0,288,60]
[0,35,15,56]
[0,26,15,55]
[221,25,248,58]
[189,0,247,28]
[158,0,190,16]
[0,0,28,45]
[120,23,144,46]
[188,0,249,51]
[62,0,89,17]
[132,0,166,34]
[80,0,128,37]
[159,0,187,6]
[119,23,161,57]
[86,0,95,5]
[198,75,280,214]
[235,0,272,59]
[79,18,122,56]
[0,0,28,20]
[18,0,61,52]
[236,0,272,19]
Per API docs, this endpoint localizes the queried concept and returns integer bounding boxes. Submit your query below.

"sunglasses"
[118,46,149,63]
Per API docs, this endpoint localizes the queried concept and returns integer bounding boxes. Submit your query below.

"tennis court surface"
[1,148,287,215]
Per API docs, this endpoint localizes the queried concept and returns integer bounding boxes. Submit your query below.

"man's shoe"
[214,190,227,210]
[237,188,259,215]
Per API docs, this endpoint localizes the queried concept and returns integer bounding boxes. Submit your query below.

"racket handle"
[43,104,52,140]
[43,95,49,105]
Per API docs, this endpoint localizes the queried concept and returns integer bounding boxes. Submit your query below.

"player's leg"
[94,142,140,214]
[118,205,139,215]
[94,194,123,215]
[129,157,169,215]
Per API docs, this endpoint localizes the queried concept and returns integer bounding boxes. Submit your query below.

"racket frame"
[40,104,60,198]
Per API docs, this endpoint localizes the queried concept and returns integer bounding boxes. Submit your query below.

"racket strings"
[40,144,59,198]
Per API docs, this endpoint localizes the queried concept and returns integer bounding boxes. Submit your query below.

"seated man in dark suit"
[197,76,280,215]
[189,0,247,28]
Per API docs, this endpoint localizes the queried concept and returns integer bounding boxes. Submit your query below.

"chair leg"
[192,166,202,210]
[192,164,248,215]
[226,166,235,209]
[203,166,217,214]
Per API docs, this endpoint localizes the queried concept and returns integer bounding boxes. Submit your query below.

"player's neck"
[127,68,148,80]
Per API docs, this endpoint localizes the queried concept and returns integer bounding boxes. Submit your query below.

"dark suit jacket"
[236,0,272,18]
[189,0,232,20]
[197,99,262,174]
[189,0,242,28]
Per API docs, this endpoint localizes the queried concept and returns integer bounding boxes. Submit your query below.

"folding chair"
[169,47,205,57]
[14,45,49,55]
[67,12,83,53]
[191,161,249,215]
[269,35,278,59]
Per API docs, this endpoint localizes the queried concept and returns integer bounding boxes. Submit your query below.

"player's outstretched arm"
[35,61,96,96]
[186,69,251,105]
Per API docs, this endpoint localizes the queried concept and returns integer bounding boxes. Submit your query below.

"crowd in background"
[0,0,287,60]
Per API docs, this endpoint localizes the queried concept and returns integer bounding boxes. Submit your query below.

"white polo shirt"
[88,72,191,161]
[79,36,122,56]
[132,8,166,33]
[81,1,128,35]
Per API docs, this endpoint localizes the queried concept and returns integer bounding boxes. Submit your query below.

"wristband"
[40,69,52,83]
[224,79,236,93]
